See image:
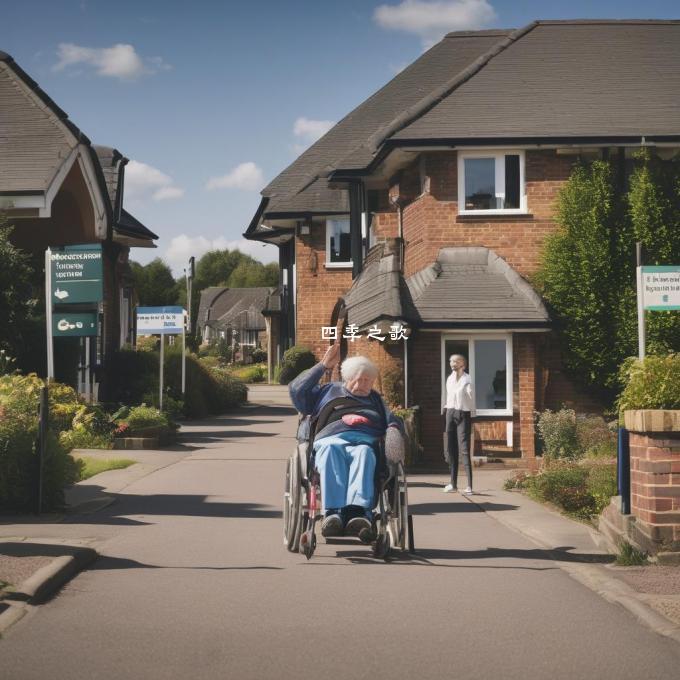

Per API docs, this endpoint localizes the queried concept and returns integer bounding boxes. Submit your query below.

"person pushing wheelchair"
[289,343,405,543]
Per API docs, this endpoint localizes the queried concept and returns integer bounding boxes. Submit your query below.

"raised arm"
[288,344,340,415]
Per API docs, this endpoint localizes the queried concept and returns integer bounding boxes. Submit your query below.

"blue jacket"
[289,362,404,441]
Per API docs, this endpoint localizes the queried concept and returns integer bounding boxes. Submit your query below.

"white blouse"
[445,371,474,412]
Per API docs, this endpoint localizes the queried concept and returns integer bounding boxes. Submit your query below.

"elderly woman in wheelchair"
[285,343,411,559]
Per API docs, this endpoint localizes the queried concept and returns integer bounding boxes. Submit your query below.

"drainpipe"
[404,336,408,408]
[349,182,363,279]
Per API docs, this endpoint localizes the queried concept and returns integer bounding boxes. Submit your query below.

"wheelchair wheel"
[387,462,409,551]
[283,454,302,552]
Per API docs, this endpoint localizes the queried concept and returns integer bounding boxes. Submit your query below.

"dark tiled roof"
[406,248,549,325]
[198,287,274,332]
[344,245,549,328]
[391,21,680,144]
[93,146,126,217]
[344,241,418,330]
[116,208,158,241]
[258,31,508,219]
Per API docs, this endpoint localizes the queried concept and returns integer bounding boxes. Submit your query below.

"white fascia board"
[39,146,80,217]
[76,144,109,239]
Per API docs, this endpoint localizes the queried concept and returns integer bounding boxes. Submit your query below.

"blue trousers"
[313,431,377,514]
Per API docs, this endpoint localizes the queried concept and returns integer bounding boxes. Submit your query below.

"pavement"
[0,386,680,677]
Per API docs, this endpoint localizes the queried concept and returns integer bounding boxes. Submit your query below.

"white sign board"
[136,306,185,335]
[641,266,680,310]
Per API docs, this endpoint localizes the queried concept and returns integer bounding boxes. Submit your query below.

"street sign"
[50,244,103,304]
[136,306,186,335]
[641,266,680,310]
[52,312,98,337]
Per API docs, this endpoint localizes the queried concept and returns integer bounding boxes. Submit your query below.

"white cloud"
[53,43,170,80]
[206,162,264,191]
[164,234,278,275]
[124,160,184,203]
[374,0,497,47]
[291,117,335,154]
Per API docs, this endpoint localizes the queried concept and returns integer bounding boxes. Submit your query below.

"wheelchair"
[283,396,414,560]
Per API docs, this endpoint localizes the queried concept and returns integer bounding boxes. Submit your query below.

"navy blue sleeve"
[288,362,327,415]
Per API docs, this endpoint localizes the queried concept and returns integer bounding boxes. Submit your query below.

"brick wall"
[295,221,353,360]
[629,432,680,552]
[378,149,575,279]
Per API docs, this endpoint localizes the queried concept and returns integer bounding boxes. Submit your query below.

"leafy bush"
[577,415,617,459]
[536,408,580,460]
[278,345,316,385]
[0,374,80,511]
[518,459,617,520]
[382,368,404,409]
[136,335,159,352]
[617,354,680,413]
[126,405,170,431]
[105,349,159,406]
[251,348,267,363]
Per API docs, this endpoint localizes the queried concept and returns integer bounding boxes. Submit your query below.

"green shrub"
[232,363,266,383]
[251,348,267,363]
[521,459,617,520]
[105,349,159,406]
[0,374,80,511]
[382,368,404,409]
[126,405,170,431]
[536,408,580,460]
[617,354,680,413]
[278,345,316,385]
[577,415,617,459]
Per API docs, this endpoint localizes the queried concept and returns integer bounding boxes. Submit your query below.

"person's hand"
[321,342,341,369]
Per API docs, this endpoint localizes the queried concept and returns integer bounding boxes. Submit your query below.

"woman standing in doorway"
[443,354,474,494]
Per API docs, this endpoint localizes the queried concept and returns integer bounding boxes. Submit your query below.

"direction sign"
[136,306,186,335]
[52,312,98,337]
[50,244,103,304]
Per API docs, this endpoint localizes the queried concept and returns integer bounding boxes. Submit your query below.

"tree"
[130,258,179,306]
[537,155,680,402]
[0,215,33,359]
[226,260,278,287]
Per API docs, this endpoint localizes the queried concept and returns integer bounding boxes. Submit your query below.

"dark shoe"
[345,516,371,538]
[321,513,343,537]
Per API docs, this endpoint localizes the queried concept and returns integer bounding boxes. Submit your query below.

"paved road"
[1,392,680,679]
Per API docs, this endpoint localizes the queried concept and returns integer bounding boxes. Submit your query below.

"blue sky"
[4,0,679,274]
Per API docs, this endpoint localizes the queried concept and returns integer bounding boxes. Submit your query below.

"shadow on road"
[326,544,613,567]
[91,556,283,572]
[411,501,518,515]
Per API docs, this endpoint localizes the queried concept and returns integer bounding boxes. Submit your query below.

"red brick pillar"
[516,334,537,459]
[626,410,680,555]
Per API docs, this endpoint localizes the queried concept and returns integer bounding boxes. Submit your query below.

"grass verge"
[75,456,136,481]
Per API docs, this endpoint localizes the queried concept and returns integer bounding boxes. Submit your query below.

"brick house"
[244,20,680,464]
[0,52,157,393]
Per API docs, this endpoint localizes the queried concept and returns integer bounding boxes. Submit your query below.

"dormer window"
[458,151,526,215]
[326,218,352,267]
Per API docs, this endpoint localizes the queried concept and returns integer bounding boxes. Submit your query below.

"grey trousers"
[445,409,472,488]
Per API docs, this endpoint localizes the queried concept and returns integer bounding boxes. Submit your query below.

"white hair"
[340,355,379,382]
[449,354,467,368]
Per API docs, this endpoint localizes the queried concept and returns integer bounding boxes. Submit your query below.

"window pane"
[473,339,507,410]
[327,219,351,263]
[464,158,496,210]
[504,155,520,209]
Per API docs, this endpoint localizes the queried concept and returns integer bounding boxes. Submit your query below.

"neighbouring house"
[244,20,680,465]
[197,286,277,364]
[0,52,157,395]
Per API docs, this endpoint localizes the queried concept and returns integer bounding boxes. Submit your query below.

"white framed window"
[457,150,526,215]
[440,333,513,416]
[326,218,352,267]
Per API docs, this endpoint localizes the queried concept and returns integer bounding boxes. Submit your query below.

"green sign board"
[52,312,98,337]
[50,244,103,304]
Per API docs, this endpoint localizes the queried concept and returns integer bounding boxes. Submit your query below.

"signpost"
[45,244,103,385]
[136,306,187,411]
[636,257,680,359]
